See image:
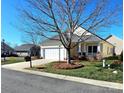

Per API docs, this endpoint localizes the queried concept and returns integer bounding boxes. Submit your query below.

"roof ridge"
[79,26,114,46]
[1,42,14,50]
[105,35,113,40]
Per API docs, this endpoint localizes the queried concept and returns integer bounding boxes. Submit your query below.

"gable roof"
[1,42,14,53]
[41,27,114,46]
[105,35,122,41]
[105,35,113,40]
[41,35,103,46]
[73,27,92,36]
[77,27,114,46]
[15,44,36,51]
[105,35,123,46]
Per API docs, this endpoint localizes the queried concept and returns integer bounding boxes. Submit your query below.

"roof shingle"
[15,44,36,51]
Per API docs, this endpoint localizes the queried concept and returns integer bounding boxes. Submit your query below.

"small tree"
[21,30,41,45]
[18,0,122,64]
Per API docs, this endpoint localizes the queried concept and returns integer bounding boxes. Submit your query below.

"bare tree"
[21,31,41,45]
[19,0,122,64]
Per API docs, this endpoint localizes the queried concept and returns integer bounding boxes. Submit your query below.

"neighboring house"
[15,44,40,57]
[40,28,114,60]
[1,41,14,56]
[106,35,123,55]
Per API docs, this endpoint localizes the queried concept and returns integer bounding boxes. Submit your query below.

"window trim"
[87,45,98,55]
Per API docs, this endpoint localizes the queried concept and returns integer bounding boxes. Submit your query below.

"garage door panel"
[45,48,60,60]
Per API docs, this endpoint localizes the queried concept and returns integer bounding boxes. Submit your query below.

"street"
[2,68,122,93]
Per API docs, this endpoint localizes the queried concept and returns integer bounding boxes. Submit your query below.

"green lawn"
[29,60,123,83]
[1,57,25,65]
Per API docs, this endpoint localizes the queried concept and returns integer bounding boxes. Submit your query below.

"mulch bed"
[110,61,123,70]
[112,61,123,64]
[53,61,84,69]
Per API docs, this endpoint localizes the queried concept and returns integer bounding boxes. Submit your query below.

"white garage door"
[43,48,65,60]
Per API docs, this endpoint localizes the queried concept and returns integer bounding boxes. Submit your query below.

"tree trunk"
[66,48,71,64]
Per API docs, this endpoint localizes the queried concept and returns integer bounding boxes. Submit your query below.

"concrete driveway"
[1,59,53,70]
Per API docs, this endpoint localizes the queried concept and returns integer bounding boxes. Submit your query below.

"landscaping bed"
[27,60,123,83]
[53,61,84,69]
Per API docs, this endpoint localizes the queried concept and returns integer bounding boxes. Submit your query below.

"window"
[88,46,97,54]
[93,46,97,53]
[110,48,113,53]
[88,46,92,53]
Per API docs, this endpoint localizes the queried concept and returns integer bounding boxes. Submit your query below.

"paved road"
[2,68,122,93]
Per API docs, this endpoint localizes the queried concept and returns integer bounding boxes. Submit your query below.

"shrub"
[110,61,123,71]
[8,54,18,57]
[79,56,87,60]
[104,56,119,60]
[94,52,102,61]
[87,56,95,62]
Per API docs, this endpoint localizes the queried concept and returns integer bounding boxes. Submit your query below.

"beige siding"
[70,41,114,58]
[106,35,123,55]
[100,41,114,57]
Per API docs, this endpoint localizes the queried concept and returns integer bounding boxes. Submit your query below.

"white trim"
[78,43,81,52]
[87,45,98,55]
[41,45,64,48]
[83,43,86,52]
[40,45,66,60]
[97,44,101,52]
[40,48,43,57]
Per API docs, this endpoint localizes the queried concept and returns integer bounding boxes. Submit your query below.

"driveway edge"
[2,67,123,90]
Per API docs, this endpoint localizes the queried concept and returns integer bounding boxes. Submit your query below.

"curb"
[2,67,123,90]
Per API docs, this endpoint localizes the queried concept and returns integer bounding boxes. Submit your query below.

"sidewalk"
[2,59,123,90]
